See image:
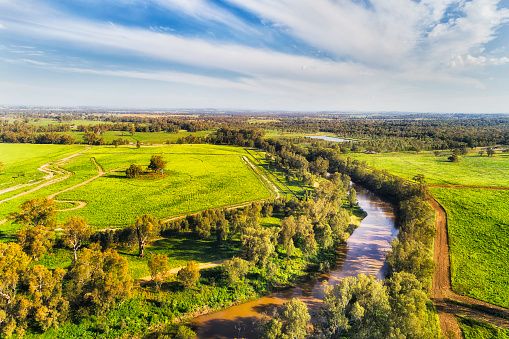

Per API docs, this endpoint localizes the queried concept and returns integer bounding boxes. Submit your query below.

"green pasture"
[0,144,84,189]
[459,317,509,339]
[348,151,509,187]
[0,144,273,234]
[432,188,509,308]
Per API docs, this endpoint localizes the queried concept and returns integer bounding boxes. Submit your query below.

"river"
[192,185,397,338]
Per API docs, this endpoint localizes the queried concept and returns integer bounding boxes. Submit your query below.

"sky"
[1,0,509,113]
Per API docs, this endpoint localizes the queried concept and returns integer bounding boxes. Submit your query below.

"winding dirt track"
[49,157,105,212]
[0,151,85,204]
[430,197,509,338]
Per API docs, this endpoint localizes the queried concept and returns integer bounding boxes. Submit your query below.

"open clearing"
[349,151,509,187]
[0,144,272,233]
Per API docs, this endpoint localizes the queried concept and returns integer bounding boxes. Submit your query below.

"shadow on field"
[149,234,241,263]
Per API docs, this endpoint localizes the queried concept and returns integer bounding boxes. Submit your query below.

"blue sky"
[1,0,509,112]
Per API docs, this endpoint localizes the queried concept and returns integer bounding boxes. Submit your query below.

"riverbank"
[192,185,397,338]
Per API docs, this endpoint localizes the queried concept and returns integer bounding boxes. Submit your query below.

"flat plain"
[349,151,509,187]
[0,144,272,232]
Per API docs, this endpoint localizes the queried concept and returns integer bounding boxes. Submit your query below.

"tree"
[83,131,104,145]
[174,325,197,339]
[222,257,250,285]
[13,198,56,228]
[241,227,275,266]
[148,254,170,289]
[126,164,143,178]
[67,245,132,314]
[279,216,297,256]
[0,243,31,337]
[177,261,200,288]
[215,213,229,243]
[386,272,431,338]
[26,265,68,331]
[348,187,357,207]
[17,225,55,260]
[148,155,166,174]
[129,124,136,136]
[62,217,92,264]
[319,274,391,338]
[132,214,159,257]
[263,298,310,339]
[448,153,459,162]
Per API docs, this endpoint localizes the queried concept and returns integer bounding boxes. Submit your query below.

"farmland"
[347,151,509,309]
[349,151,509,187]
[431,188,509,308]
[0,144,273,232]
[0,144,84,189]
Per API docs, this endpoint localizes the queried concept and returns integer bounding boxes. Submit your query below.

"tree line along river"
[192,184,398,338]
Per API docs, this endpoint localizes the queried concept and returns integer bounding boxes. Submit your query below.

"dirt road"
[430,197,509,338]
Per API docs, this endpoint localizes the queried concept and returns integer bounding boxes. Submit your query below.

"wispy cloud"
[0,0,508,112]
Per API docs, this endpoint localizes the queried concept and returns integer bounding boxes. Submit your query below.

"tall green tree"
[319,274,391,338]
[177,261,200,288]
[67,245,132,314]
[13,198,56,228]
[148,155,166,173]
[62,217,92,264]
[132,214,159,257]
[148,254,170,289]
[0,243,31,337]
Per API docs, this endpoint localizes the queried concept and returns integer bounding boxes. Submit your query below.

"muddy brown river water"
[192,185,397,338]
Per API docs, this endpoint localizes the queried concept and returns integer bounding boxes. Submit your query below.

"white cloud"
[0,0,509,112]
[226,0,509,72]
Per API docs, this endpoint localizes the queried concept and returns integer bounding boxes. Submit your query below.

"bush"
[126,164,143,178]
[177,261,200,288]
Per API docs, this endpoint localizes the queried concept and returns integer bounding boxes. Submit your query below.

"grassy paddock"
[348,151,509,187]
[1,144,273,234]
[459,317,509,339]
[432,188,509,308]
[0,144,84,188]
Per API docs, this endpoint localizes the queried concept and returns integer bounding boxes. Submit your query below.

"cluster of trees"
[210,129,440,337]
[0,131,76,144]
[126,155,166,178]
[2,198,132,337]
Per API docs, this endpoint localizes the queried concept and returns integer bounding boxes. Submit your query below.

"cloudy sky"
[1,0,509,112]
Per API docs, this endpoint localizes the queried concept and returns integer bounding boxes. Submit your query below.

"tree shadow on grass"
[0,231,16,242]
[150,234,242,263]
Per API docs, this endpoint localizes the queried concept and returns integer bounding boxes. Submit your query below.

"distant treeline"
[2,114,509,151]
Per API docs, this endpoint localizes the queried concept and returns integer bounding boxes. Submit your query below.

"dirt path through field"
[0,150,86,205]
[430,196,509,338]
[242,155,280,199]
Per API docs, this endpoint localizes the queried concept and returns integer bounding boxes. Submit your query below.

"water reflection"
[193,185,397,338]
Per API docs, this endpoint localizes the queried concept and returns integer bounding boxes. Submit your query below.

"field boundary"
[430,196,509,337]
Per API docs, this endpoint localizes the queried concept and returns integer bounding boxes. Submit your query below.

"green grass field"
[345,150,509,309]
[349,151,509,187]
[460,317,509,339]
[0,144,273,233]
[432,188,509,308]
[0,144,84,189]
